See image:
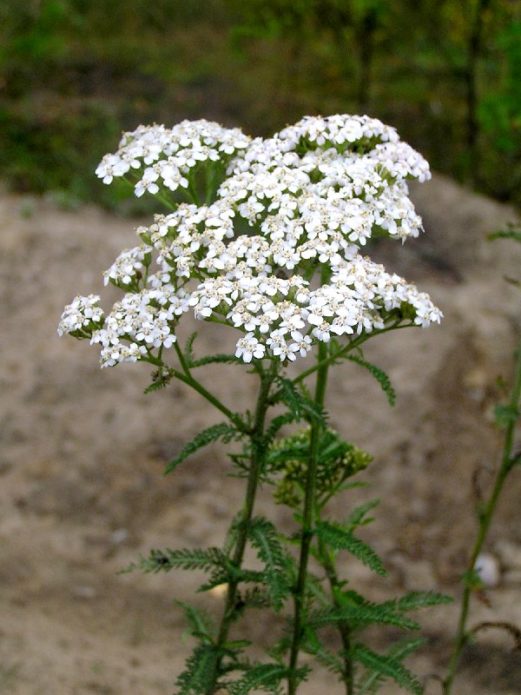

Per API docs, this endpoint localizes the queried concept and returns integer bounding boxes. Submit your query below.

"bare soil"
[1,175,521,694]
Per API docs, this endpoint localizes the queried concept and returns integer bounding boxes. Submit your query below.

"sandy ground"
[1,175,521,694]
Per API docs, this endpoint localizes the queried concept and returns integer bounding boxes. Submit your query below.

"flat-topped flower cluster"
[59,115,442,366]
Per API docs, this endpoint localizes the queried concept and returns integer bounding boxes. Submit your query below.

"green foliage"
[494,403,520,428]
[352,644,422,695]
[144,367,174,393]
[248,517,290,610]
[315,521,387,576]
[228,663,290,695]
[309,599,420,632]
[488,229,521,243]
[176,601,215,643]
[356,638,426,694]
[268,427,372,508]
[165,423,241,474]
[190,353,245,368]
[379,591,453,614]
[123,546,227,574]
[175,643,223,695]
[274,377,327,423]
[347,354,396,406]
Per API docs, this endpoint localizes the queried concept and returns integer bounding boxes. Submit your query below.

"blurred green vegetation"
[0,0,519,209]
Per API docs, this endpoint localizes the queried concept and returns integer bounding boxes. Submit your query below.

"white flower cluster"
[60,115,442,367]
[58,294,104,337]
[95,120,251,197]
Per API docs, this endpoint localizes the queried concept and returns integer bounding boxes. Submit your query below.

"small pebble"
[474,553,501,587]
[110,528,129,545]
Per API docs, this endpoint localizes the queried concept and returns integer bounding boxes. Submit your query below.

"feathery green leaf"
[352,644,422,695]
[309,601,420,631]
[175,644,222,695]
[165,423,241,474]
[347,355,396,406]
[356,638,426,694]
[248,517,290,610]
[176,600,215,642]
[345,499,380,530]
[315,521,387,576]
[183,332,198,365]
[228,663,289,695]
[190,353,244,368]
[379,591,453,614]
[123,546,227,574]
[275,377,327,423]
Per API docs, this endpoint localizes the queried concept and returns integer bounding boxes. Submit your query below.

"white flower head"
[62,114,441,367]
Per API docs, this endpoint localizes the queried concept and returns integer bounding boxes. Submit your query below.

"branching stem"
[206,363,276,694]
[443,344,521,694]
[287,339,330,694]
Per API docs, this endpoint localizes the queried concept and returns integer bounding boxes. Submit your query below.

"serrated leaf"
[352,644,422,695]
[176,600,215,642]
[248,517,290,610]
[190,353,244,368]
[275,377,327,423]
[265,412,298,444]
[165,423,241,474]
[175,643,221,695]
[379,591,453,614]
[347,355,396,406]
[123,546,227,574]
[315,521,387,576]
[346,499,380,530]
[309,602,419,631]
[228,663,289,695]
[488,229,521,243]
[357,638,426,694]
[494,403,519,428]
[183,332,198,365]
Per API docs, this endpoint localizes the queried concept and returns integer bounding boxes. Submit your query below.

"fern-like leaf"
[347,355,396,406]
[275,377,327,423]
[176,600,215,642]
[123,547,227,574]
[352,643,422,695]
[380,591,453,615]
[228,663,288,695]
[165,423,240,474]
[315,521,387,576]
[488,229,521,243]
[183,332,198,365]
[190,353,244,368]
[309,601,419,631]
[265,412,298,444]
[175,643,222,695]
[357,638,425,694]
[248,517,290,610]
[345,499,380,530]
[228,664,309,695]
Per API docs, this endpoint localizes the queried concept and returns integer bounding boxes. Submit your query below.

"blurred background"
[1,2,521,694]
[0,0,520,210]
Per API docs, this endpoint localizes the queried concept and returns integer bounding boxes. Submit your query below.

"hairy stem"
[287,340,330,694]
[443,345,521,694]
[317,530,354,694]
[171,342,248,433]
[206,364,276,694]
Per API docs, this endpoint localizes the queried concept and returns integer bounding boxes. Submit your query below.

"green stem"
[288,339,330,694]
[317,528,354,694]
[170,343,249,433]
[293,322,412,388]
[206,365,276,694]
[443,345,521,694]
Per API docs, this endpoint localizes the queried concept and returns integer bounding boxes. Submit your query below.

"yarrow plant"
[59,115,449,694]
